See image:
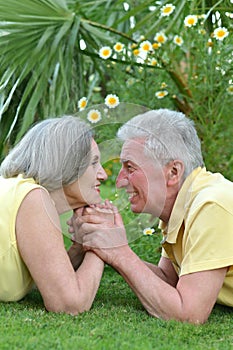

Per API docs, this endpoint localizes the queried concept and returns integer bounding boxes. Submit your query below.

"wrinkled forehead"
[120,138,153,165]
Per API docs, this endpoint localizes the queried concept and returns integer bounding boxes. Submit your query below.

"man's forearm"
[109,247,184,321]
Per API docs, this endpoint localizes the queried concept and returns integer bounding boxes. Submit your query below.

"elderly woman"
[0,115,107,314]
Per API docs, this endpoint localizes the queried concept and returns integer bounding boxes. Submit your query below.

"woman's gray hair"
[117,109,204,179]
[0,116,93,191]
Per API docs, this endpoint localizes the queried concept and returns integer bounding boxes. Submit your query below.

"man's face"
[116,138,168,217]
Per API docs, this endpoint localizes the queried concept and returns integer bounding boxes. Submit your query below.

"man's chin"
[130,204,143,214]
[130,204,152,215]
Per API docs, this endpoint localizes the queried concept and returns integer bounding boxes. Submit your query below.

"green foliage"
[1,0,232,177]
[0,0,134,159]
[96,0,233,177]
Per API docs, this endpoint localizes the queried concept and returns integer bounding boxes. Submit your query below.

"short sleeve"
[180,203,233,276]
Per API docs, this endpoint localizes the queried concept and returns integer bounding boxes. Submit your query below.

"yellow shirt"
[0,175,41,301]
[160,167,233,307]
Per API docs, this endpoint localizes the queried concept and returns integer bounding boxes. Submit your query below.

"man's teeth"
[129,192,137,199]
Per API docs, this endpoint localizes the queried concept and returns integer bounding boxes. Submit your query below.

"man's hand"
[74,204,128,265]
[67,200,115,242]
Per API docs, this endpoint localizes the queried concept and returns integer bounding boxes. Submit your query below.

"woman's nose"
[98,165,108,181]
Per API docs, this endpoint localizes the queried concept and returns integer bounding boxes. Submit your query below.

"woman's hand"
[67,200,115,243]
[74,203,128,265]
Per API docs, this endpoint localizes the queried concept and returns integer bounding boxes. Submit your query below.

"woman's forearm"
[75,251,104,311]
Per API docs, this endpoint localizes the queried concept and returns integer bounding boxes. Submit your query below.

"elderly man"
[75,109,233,324]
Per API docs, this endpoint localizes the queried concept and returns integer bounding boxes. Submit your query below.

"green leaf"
[16,72,50,141]
[81,21,113,43]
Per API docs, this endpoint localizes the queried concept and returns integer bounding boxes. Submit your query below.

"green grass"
[1,215,233,349]
[0,265,233,350]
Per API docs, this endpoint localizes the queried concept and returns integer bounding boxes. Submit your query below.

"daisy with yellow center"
[113,42,124,53]
[173,35,184,46]
[160,82,167,89]
[213,27,229,41]
[139,40,152,52]
[152,42,161,50]
[133,49,140,56]
[155,90,168,99]
[227,85,233,95]
[199,29,206,35]
[77,97,88,111]
[143,227,155,236]
[131,43,138,49]
[184,15,198,27]
[154,32,167,44]
[105,94,120,108]
[207,39,213,48]
[149,58,158,66]
[87,109,102,123]
[99,46,112,59]
[160,3,175,17]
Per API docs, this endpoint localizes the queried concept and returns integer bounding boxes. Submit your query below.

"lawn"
[0,212,232,350]
[0,266,233,350]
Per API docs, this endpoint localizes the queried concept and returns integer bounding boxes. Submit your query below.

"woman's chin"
[86,196,102,206]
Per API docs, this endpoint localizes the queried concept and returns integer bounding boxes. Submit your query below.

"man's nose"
[116,169,128,188]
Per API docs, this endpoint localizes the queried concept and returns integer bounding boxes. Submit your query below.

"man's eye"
[92,161,98,166]
[127,165,134,172]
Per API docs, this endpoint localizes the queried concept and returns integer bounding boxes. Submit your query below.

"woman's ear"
[167,160,184,187]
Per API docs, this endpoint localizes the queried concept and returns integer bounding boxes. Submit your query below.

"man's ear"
[166,160,184,187]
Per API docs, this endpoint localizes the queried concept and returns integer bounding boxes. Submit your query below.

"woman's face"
[63,140,107,208]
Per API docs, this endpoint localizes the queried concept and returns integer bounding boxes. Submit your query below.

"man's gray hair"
[117,109,204,178]
[0,116,93,191]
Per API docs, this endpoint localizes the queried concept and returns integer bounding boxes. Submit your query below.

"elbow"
[148,312,208,325]
[146,308,209,325]
[179,306,211,324]
[44,296,92,315]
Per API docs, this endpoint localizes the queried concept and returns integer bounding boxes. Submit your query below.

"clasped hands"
[67,200,128,264]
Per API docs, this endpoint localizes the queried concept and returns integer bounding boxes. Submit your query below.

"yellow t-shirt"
[160,167,233,307]
[0,175,42,301]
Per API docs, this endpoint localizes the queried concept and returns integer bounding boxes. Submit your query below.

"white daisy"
[77,97,88,111]
[139,40,152,52]
[160,3,175,17]
[173,35,184,46]
[184,15,198,27]
[154,32,167,44]
[105,94,120,108]
[143,227,155,235]
[213,27,229,41]
[99,46,112,59]
[113,42,124,53]
[155,90,168,99]
[87,109,102,123]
